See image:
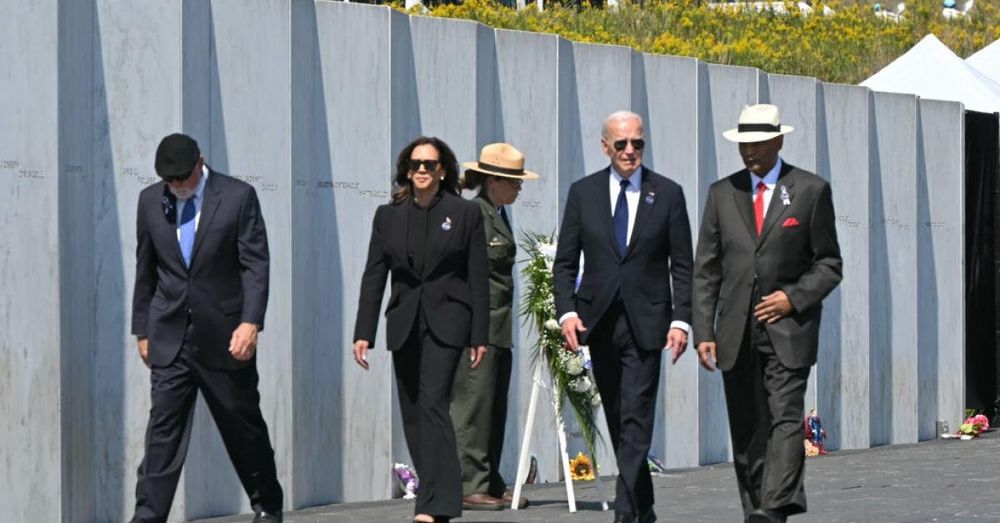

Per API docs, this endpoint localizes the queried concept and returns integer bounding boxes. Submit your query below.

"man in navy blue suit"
[130,134,283,523]
[554,111,694,523]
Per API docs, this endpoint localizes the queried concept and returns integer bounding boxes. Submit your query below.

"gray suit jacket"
[692,161,842,370]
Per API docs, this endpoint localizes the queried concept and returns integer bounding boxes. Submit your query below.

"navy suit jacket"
[131,171,269,369]
[553,166,694,351]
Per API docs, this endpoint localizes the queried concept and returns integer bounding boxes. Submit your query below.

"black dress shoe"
[612,512,635,523]
[253,510,282,523]
[747,508,786,523]
[636,506,657,523]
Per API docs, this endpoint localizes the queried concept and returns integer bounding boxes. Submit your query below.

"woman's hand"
[353,340,371,370]
[469,345,487,368]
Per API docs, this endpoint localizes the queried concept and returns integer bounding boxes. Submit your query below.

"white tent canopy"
[966,38,1000,87]
[861,34,1000,113]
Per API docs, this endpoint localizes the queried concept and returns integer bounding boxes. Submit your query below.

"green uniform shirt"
[475,193,516,348]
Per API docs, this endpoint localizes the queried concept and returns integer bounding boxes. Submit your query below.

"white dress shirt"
[175,166,210,241]
[560,165,691,337]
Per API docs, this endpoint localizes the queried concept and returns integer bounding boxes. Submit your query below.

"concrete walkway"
[199,432,1000,522]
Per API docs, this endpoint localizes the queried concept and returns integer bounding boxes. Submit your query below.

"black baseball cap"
[154,133,201,180]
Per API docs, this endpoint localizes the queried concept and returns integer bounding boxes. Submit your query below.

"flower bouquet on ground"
[941,413,991,440]
[519,232,603,475]
[803,409,828,456]
[393,462,418,499]
[958,414,990,439]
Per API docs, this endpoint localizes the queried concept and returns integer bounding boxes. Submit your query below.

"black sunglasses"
[408,159,441,172]
[163,171,194,183]
[612,138,645,152]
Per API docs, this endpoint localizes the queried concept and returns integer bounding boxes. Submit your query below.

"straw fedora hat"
[722,104,795,143]
[462,143,539,180]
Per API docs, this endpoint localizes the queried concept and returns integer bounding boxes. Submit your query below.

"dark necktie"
[613,178,630,256]
[754,181,766,236]
[499,205,511,232]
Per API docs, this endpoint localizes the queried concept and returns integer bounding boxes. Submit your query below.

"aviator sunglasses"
[163,170,194,183]
[611,138,645,152]
[408,159,441,172]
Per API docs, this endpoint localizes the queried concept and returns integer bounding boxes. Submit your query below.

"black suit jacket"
[354,191,490,351]
[553,166,693,351]
[131,171,269,370]
[692,161,842,370]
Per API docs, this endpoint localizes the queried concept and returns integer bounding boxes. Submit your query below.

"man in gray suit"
[692,104,842,523]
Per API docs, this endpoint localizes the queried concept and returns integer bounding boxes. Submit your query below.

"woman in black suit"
[353,136,490,523]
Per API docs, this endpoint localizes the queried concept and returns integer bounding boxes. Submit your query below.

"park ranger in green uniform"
[452,143,538,511]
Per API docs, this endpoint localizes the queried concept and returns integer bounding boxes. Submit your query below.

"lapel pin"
[644,191,656,204]
[441,216,452,231]
[780,185,791,206]
[161,196,173,216]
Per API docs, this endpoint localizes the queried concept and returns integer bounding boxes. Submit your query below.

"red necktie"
[754,181,767,235]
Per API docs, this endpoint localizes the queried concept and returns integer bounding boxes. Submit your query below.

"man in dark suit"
[692,104,842,523]
[554,111,694,523]
[130,134,283,523]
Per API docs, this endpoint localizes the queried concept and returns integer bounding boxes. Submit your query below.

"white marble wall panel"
[90,2,184,521]
[179,0,293,518]
[557,39,634,478]
[559,40,634,208]
[1,0,61,520]
[764,74,819,171]
[289,1,394,505]
[494,28,563,484]
[638,53,701,469]
[870,92,919,445]
[819,83,871,450]
[763,73,822,416]
[407,15,496,167]
[695,64,761,464]
[917,99,965,439]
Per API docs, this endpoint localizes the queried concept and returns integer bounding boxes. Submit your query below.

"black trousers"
[393,315,464,518]
[450,344,513,497]
[722,317,810,518]
[132,337,283,523]
[588,302,662,519]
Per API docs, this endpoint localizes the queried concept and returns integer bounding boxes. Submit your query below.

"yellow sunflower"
[569,452,595,481]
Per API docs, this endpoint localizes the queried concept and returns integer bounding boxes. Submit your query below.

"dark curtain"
[964,111,999,416]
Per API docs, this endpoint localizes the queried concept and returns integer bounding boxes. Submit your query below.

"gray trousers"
[723,318,810,518]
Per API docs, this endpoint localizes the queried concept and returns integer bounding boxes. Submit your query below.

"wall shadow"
[815,84,843,450]
[557,38,582,210]
[867,95,892,447]
[290,0,343,506]
[694,63,732,465]
[915,108,939,440]
[58,0,98,519]
[388,8,421,473]
[181,1,243,517]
